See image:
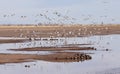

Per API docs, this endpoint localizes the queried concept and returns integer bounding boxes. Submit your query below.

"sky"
[0,0,120,25]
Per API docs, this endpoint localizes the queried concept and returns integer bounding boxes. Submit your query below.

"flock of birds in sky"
[1,10,78,25]
[0,1,116,25]
[0,11,116,25]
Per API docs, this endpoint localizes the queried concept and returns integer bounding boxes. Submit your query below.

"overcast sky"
[0,0,120,24]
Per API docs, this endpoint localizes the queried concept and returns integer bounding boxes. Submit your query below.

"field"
[0,25,120,38]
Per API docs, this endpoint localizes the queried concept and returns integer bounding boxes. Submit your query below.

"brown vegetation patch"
[0,39,29,44]
[0,52,92,64]
[0,25,120,38]
[9,47,96,51]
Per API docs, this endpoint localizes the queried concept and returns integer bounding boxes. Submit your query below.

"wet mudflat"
[0,34,120,74]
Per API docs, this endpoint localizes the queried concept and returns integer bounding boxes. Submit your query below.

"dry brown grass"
[0,52,91,64]
[0,24,120,38]
[9,47,96,51]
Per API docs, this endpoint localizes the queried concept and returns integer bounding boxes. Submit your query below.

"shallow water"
[0,35,120,74]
